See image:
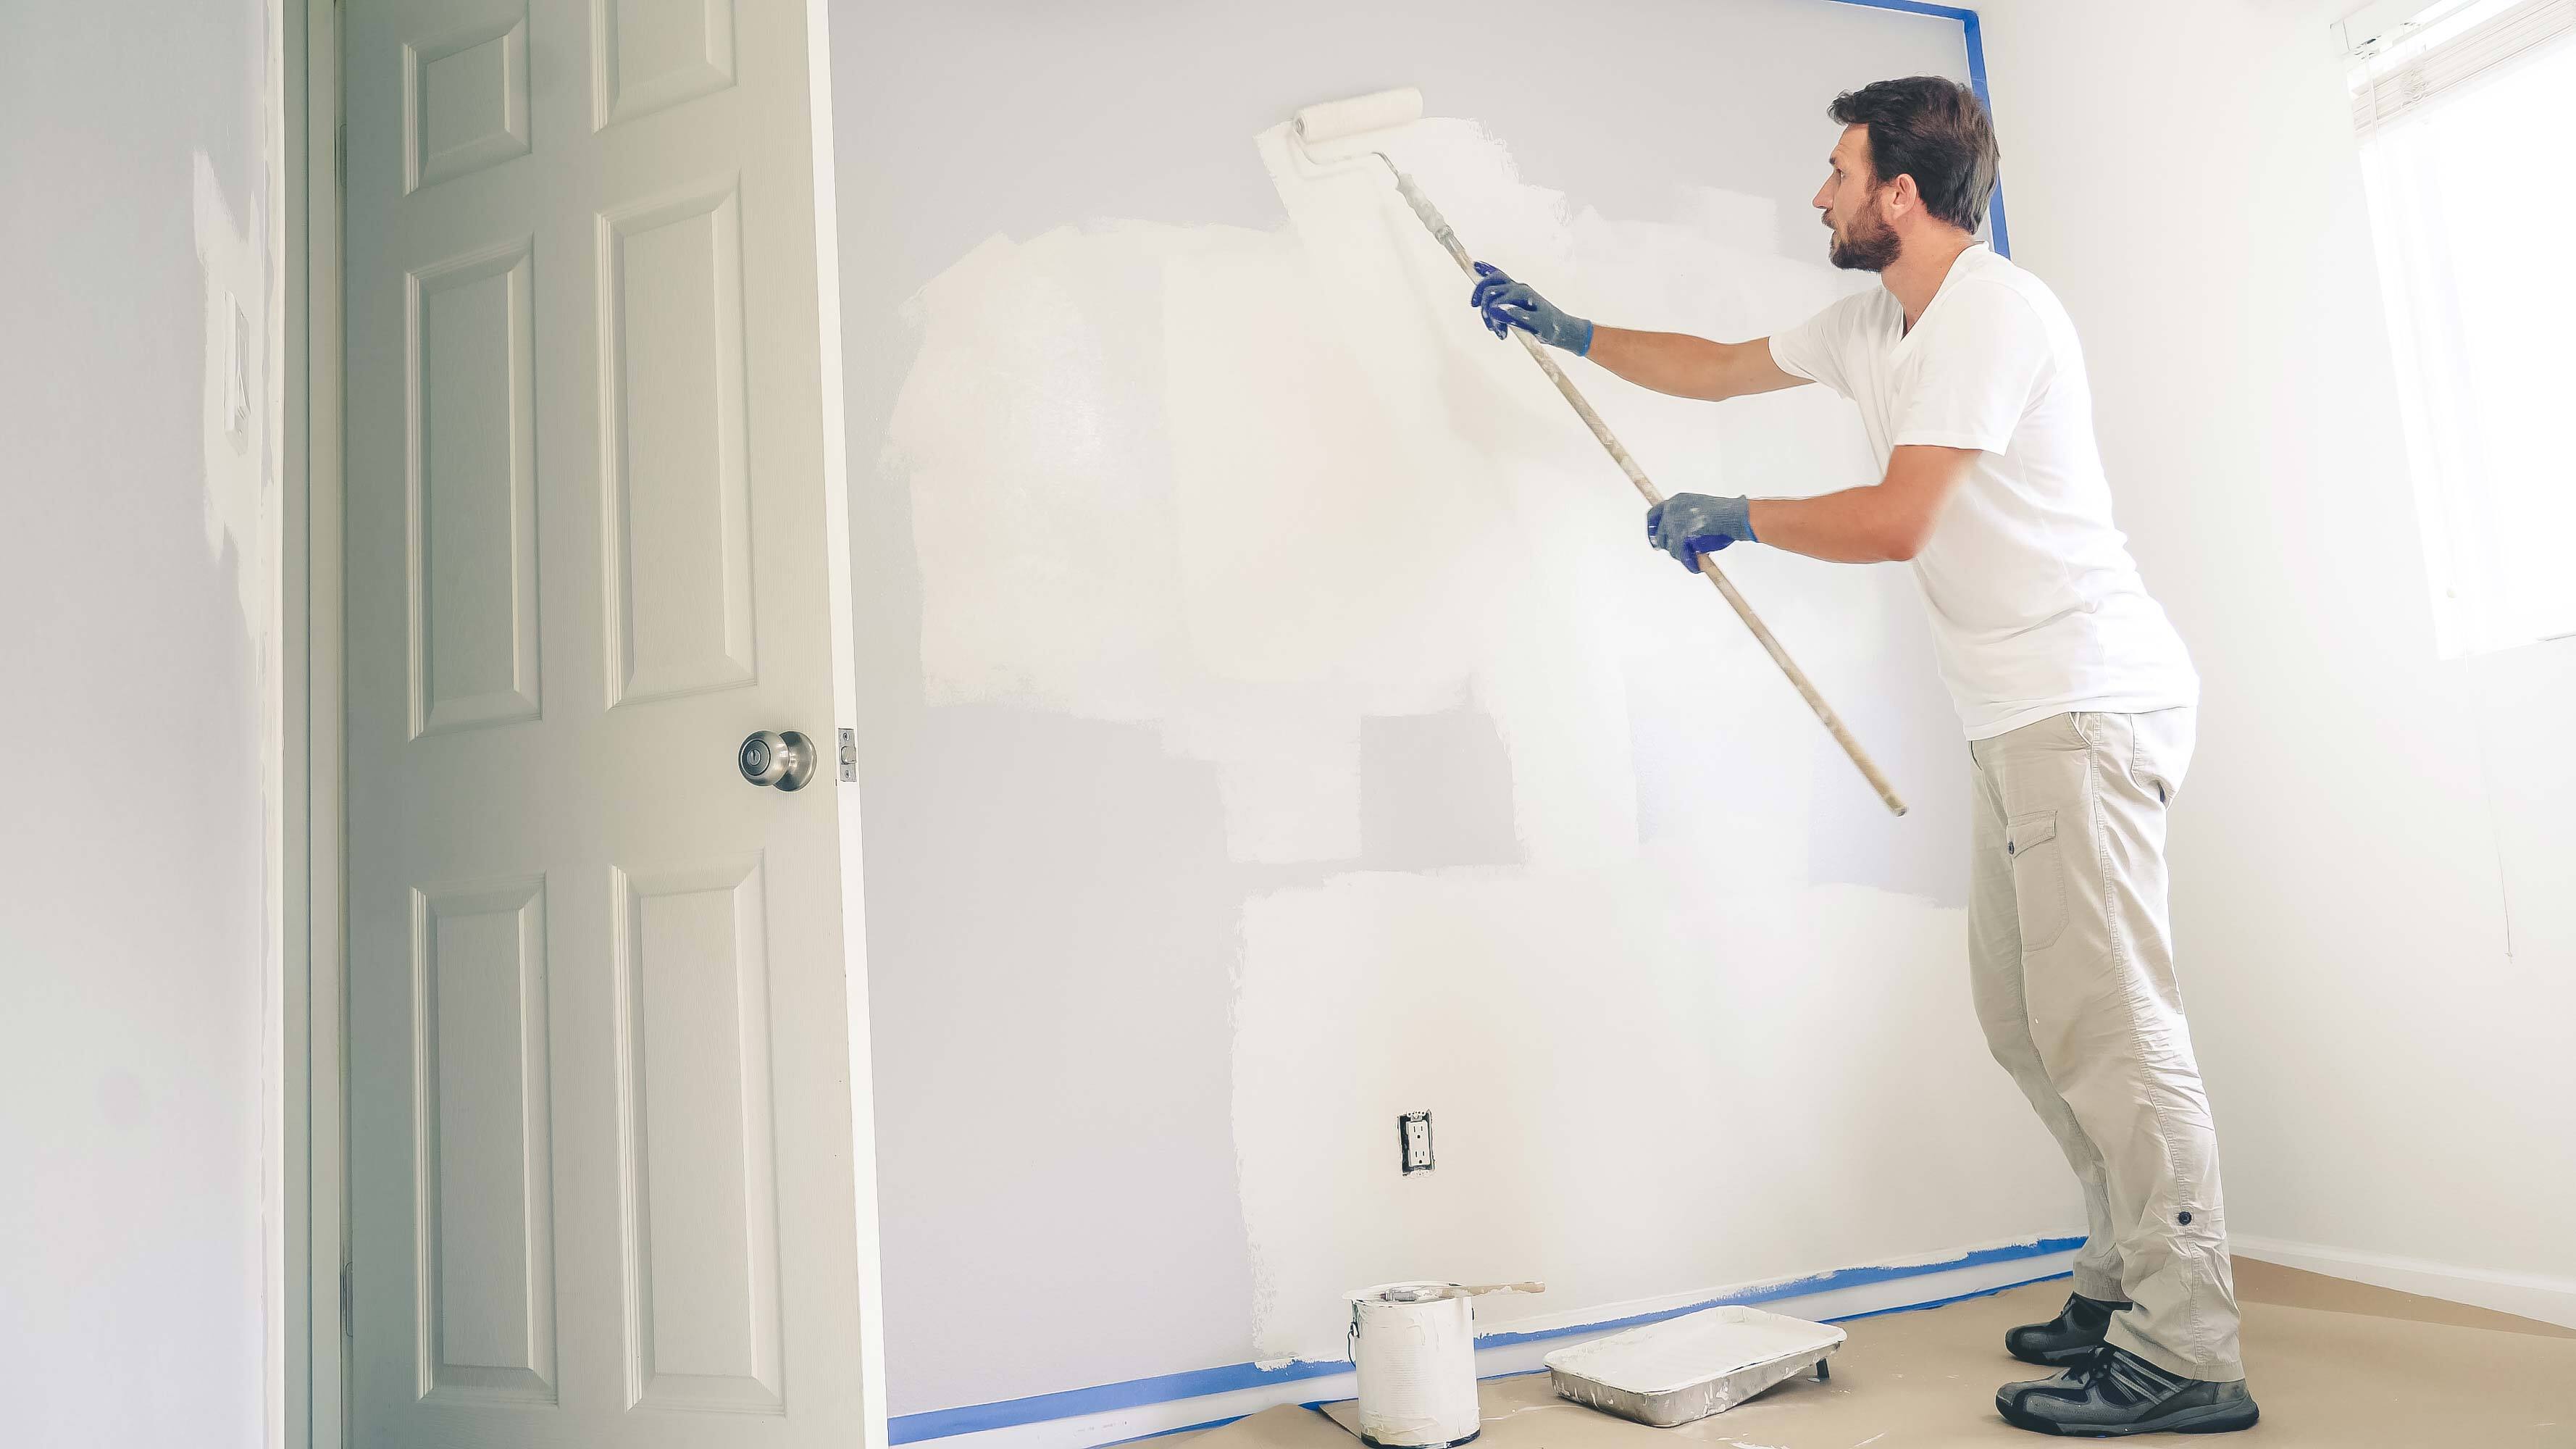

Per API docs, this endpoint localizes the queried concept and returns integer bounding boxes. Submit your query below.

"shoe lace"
[2073,1344,2119,1386]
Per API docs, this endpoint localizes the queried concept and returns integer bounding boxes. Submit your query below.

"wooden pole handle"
[1393,168,1907,816]
[1463,1280,1547,1297]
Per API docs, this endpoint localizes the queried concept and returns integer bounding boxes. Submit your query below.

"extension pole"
[1388,172,1908,817]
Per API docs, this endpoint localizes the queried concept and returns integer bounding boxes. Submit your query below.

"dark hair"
[1828,76,1999,233]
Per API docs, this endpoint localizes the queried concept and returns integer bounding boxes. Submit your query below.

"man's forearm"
[1746,488,1924,564]
[1585,327,1783,402]
[1744,446,1975,564]
[1469,267,1802,401]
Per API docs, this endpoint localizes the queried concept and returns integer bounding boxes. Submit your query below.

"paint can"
[1347,1283,1480,1448]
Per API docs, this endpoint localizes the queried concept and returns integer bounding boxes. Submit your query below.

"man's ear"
[1882,173,1920,223]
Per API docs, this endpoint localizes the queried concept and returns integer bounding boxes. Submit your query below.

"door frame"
[277,5,887,1445]
[280,0,345,1444]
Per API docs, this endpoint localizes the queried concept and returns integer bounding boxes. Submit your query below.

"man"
[1468,78,2254,1437]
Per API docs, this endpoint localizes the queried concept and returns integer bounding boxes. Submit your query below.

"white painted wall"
[833,0,2090,1417]
[0,4,278,1444]
[1975,0,2576,1316]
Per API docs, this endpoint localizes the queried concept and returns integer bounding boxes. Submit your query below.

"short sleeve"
[1893,283,2052,453]
[1768,293,1868,399]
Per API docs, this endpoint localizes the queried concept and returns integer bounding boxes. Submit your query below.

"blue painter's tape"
[890,1360,1351,1445]
[1827,1267,2071,1323]
[887,1236,2083,1444]
[1471,1234,2081,1348]
[1960,10,2012,256]
[1826,0,1980,21]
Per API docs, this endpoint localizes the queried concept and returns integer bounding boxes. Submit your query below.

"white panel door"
[341,1,876,1444]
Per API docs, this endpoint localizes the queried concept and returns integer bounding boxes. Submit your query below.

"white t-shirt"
[1768,244,2197,740]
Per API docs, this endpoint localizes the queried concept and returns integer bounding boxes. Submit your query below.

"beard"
[1828,207,1902,272]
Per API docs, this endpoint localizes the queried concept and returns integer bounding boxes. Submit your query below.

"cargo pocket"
[2006,809,2067,951]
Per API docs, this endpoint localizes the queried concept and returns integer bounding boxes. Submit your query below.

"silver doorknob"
[737,730,818,792]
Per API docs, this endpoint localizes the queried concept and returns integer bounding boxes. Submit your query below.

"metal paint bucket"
[1347,1282,1480,1448]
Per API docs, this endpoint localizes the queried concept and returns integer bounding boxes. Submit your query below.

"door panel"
[612,857,782,1413]
[408,238,540,736]
[412,874,556,1407]
[593,0,736,130]
[600,183,758,706]
[343,1,871,1444]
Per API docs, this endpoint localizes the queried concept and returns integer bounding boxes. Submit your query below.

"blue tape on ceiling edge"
[1823,0,2012,257]
[887,1235,2084,1444]
[1960,9,2011,255]
[1826,0,1979,20]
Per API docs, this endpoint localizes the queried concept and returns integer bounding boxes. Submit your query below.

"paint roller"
[1287,89,1908,818]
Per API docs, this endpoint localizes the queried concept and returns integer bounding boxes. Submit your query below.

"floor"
[1184,1260,2576,1448]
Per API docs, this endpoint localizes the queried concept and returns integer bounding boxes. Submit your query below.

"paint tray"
[1542,1305,1844,1427]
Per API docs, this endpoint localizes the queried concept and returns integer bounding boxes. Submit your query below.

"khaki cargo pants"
[1969,708,2243,1382]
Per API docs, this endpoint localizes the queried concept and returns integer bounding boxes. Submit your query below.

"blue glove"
[1470,262,1593,356]
[1645,494,1756,572]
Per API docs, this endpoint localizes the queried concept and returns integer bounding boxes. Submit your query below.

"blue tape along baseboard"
[888,1235,2082,1445]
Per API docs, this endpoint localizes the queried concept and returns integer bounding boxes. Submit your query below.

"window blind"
[2349,0,2576,132]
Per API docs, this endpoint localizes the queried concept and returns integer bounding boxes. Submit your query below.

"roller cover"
[1293,87,1425,145]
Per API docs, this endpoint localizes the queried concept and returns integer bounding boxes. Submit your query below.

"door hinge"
[334,120,346,187]
[340,1259,354,1339]
[838,727,856,782]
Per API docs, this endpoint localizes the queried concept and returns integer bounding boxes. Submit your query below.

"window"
[2350,0,2576,655]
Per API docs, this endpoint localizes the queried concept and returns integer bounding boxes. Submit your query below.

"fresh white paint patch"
[884,109,2075,1366]
[888,120,1883,866]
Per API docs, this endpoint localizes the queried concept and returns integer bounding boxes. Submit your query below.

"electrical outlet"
[1399,1111,1434,1174]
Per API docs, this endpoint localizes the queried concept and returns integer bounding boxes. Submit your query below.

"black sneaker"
[2005,1293,2129,1367]
[1996,1344,2259,1436]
